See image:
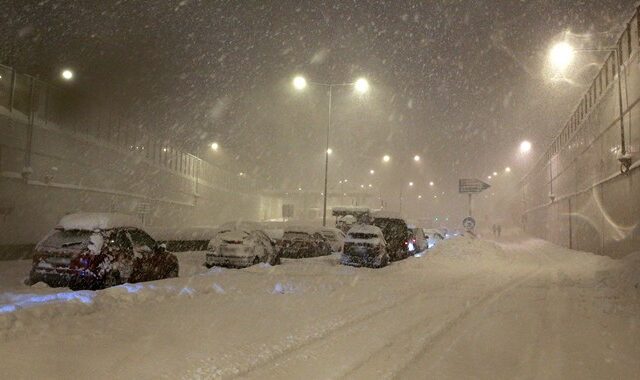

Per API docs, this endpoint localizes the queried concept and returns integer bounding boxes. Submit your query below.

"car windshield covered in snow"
[37,229,93,250]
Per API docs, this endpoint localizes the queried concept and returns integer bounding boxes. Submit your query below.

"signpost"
[459,178,490,232]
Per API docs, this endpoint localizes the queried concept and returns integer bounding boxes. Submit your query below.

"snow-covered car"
[340,224,389,268]
[320,227,346,252]
[215,220,263,235]
[424,229,445,248]
[29,213,179,290]
[409,227,427,253]
[371,212,411,261]
[205,229,280,268]
[280,226,332,258]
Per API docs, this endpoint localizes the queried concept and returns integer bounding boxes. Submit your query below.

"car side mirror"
[157,242,167,253]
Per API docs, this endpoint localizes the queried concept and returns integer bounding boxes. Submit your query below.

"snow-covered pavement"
[1,236,639,379]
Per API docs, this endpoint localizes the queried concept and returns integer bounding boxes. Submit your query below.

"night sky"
[1,0,633,218]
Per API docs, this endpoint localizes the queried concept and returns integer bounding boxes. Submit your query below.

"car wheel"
[101,271,121,289]
[253,256,260,265]
[375,254,389,268]
[167,264,179,278]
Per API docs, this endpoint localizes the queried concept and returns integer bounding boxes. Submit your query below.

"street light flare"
[61,69,74,80]
[369,169,375,175]
[505,167,511,173]
[413,155,420,162]
[549,41,574,72]
[382,155,390,162]
[520,140,532,154]
[429,181,434,186]
[292,75,307,90]
[409,182,414,187]
[354,78,369,94]
[326,148,333,155]
[210,142,219,151]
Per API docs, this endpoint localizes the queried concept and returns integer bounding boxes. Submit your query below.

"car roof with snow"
[347,224,383,236]
[371,211,404,220]
[57,212,141,231]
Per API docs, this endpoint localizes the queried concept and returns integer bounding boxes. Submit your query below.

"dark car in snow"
[280,227,332,258]
[371,212,411,261]
[28,213,179,290]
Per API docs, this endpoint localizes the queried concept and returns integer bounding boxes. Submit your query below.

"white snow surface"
[1,234,639,379]
[57,212,141,231]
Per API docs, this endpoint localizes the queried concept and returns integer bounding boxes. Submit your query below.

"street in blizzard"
[0,1,639,379]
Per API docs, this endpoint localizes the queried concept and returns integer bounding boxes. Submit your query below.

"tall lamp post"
[549,41,631,173]
[293,75,370,226]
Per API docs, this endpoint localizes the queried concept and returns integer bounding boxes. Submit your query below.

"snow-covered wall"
[519,9,640,258]
[0,78,282,258]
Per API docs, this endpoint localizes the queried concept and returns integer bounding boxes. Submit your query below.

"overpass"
[0,64,282,258]
[518,7,640,258]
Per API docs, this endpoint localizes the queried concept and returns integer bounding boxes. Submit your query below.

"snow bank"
[58,212,141,230]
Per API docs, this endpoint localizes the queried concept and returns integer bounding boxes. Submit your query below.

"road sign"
[458,178,491,193]
[462,216,476,232]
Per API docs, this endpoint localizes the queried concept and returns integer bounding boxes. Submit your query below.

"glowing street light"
[61,69,74,80]
[369,169,375,175]
[429,181,434,187]
[409,181,414,187]
[327,148,333,155]
[413,155,420,162]
[354,78,370,94]
[382,155,391,163]
[493,171,498,176]
[505,167,511,173]
[520,140,532,154]
[488,175,492,180]
[548,41,575,73]
[292,74,372,226]
[292,76,307,90]
[210,142,219,151]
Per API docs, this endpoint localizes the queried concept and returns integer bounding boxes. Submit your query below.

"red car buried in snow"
[28,213,179,290]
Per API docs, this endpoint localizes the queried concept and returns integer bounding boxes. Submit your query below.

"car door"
[127,228,160,281]
[107,229,135,281]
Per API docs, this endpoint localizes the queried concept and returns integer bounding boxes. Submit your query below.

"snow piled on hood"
[58,213,141,231]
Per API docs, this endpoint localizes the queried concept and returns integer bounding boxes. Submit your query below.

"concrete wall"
[519,8,640,258]
[0,67,282,258]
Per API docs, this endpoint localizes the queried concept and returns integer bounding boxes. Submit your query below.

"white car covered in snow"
[424,229,445,249]
[205,229,280,268]
[340,224,389,268]
[320,227,346,252]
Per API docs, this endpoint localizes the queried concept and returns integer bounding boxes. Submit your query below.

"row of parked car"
[27,212,449,290]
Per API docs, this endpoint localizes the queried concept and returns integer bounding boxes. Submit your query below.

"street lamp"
[505,167,511,173]
[210,142,219,151]
[413,155,420,162]
[61,69,74,80]
[520,140,532,154]
[409,181,414,187]
[327,148,333,155]
[548,41,631,173]
[382,154,390,163]
[429,181,434,187]
[292,76,307,90]
[548,42,575,73]
[369,169,375,175]
[293,75,371,226]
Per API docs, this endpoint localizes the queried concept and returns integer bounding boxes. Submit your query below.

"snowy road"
[1,236,639,379]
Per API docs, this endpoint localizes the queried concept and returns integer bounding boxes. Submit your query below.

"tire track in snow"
[227,270,491,379]
[381,267,544,380]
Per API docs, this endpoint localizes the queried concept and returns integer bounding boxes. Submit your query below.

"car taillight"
[79,257,90,267]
